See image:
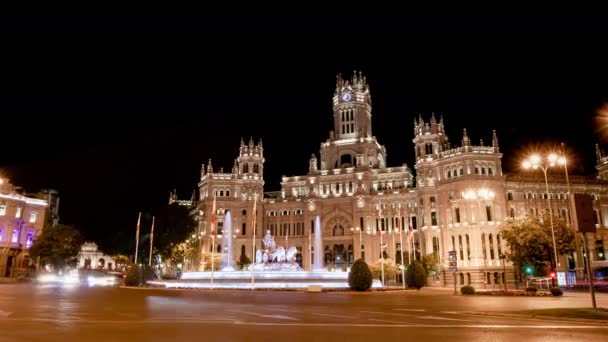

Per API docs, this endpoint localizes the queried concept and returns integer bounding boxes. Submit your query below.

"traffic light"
[550,272,556,279]
[525,266,533,275]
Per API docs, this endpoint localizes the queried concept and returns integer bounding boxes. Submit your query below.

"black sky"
[1,16,608,254]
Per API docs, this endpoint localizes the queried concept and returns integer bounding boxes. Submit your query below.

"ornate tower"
[237,137,265,199]
[412,113,449,161]
[319,71,387,170]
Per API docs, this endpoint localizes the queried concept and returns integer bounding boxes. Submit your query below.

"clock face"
[341,92,352,102]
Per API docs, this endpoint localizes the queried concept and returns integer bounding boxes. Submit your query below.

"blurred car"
[80,269,124,287]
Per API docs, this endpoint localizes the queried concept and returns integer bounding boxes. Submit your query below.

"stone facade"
[0,178,48,278]
[193,72,608,289]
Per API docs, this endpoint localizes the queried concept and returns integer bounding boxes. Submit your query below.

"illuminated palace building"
[0,178,55,278]
[192,72,608,288]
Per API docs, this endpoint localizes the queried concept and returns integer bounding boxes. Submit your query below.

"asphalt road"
[0,284,606,341]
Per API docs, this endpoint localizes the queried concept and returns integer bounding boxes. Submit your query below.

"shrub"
[348,259,373,291]
[125,265,141,286]
[461,285,475,295]
[238,253,251,270]
[550,286,563,296]
[142,266,156,281]
[525,287,538,293]
[405,261,427,289]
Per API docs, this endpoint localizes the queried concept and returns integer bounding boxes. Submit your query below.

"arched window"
[488,167,494,175]
[242,209,247,216]
[497,233,502,257]
[217,244,222,253]
[243,164,249,173]
[481,167,486,175]
[242,223,246,235]
[458,235,464,260]
[226,191,230,197]
[459,167,464,176]
[459,273,464,285]
[451,236,455,251]
[253,164,259,173]
[467,273,471,284]
[220,190,224,197]
[360,217,364,230]
[475,166,480,174]
[447,170,452,178]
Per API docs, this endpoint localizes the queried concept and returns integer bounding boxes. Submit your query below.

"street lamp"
[522,153,560,285]
[351,227,362,258]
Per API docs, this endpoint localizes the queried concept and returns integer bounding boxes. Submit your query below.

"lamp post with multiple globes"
[522,153,560,286]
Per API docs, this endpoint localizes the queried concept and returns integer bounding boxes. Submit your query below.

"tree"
[500,214,575,277]
[348,259,373,291]
[153,203,197,260]
[237,252,251,270]
[29,224,83,271]
[369,258,401,281]
[405,260,427,289]
[420,253,439,278]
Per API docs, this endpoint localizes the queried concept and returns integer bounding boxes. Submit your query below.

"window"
[242,210,247,216]
[29,212,38,223]
[458,235,464,260]
[475,167,480,174]
[242,223,246,235]
[431,211,437,226]
[11,228,19,243]
[226,191,230,197]
[489,234,495,259]
[15,207,22,218]
[497,234,502,257]
[25,232,34,248]
[455,208,461,223]
[253,164,259,174]
[459,167,464,176]
[0,206,5,216]
[466,234,471,260]
[360,217,364,230]
[481,233,487,260]
[486,205,492,221]
[430,196,436,203]
[507,192,513,201]
[594,209,600,226]
[488,167,494,175]
[243,164,249,173]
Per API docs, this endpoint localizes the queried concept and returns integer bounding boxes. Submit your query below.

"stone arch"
[321,209,353,236]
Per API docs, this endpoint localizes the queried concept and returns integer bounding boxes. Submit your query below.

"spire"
[232,159,238,174]
[201,163,206,179]
[492,129,499,151]
[248,136,254,147]
[258,138,263,148]
[439,115,444,126]
[430,112,437,124]
[191,189,196,203]
[240,137,245,147]
[462,128,471,147]
[596,143,603,165]
[207,158,213,174]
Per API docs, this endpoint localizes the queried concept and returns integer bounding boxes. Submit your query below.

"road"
[0,284,606,341]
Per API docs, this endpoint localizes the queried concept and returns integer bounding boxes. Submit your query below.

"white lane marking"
[265,308,299,313]
[0,318,606,329]
[227,309,298,321]
[393,309,425,312]
[369,318,415,325]
[312,313,354,319]
[361,311,470,322]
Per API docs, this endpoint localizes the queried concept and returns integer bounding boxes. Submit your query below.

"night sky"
[1,16,608,254]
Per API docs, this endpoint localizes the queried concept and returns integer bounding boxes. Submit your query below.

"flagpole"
[134,212,141,264]
[251,195,257,289]
[398,207,405,288]
[408,216,412,265]
[148,216,155,267]
[210,196,217,287]
[379,206,385,287]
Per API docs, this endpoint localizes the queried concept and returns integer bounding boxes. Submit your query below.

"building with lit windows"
[0,178,48,278]
[187,72,608,288]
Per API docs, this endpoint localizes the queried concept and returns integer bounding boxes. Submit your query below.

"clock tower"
[318,71,386,170]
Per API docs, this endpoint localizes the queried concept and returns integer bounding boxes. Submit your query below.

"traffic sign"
[448,250,457,273]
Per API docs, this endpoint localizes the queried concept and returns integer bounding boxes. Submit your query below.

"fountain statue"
[247,230,302,271]
[313,215,323,271]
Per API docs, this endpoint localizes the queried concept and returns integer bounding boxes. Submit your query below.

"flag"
[376,206,382,236]
[210,196,217,235]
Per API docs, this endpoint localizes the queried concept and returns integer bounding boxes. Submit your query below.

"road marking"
[0,318,606,329]
[312,313,354,319]
[265,307,299,313]
[393,309,425,312]
[227,309,298,321]
[361,311,470,322]
[369,318,415,325]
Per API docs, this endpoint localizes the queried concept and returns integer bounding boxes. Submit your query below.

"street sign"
[448,250,457,273]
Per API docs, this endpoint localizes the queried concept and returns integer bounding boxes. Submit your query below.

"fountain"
[221,210,234,271]
[313,215,323,271]
[148,215,382,289]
